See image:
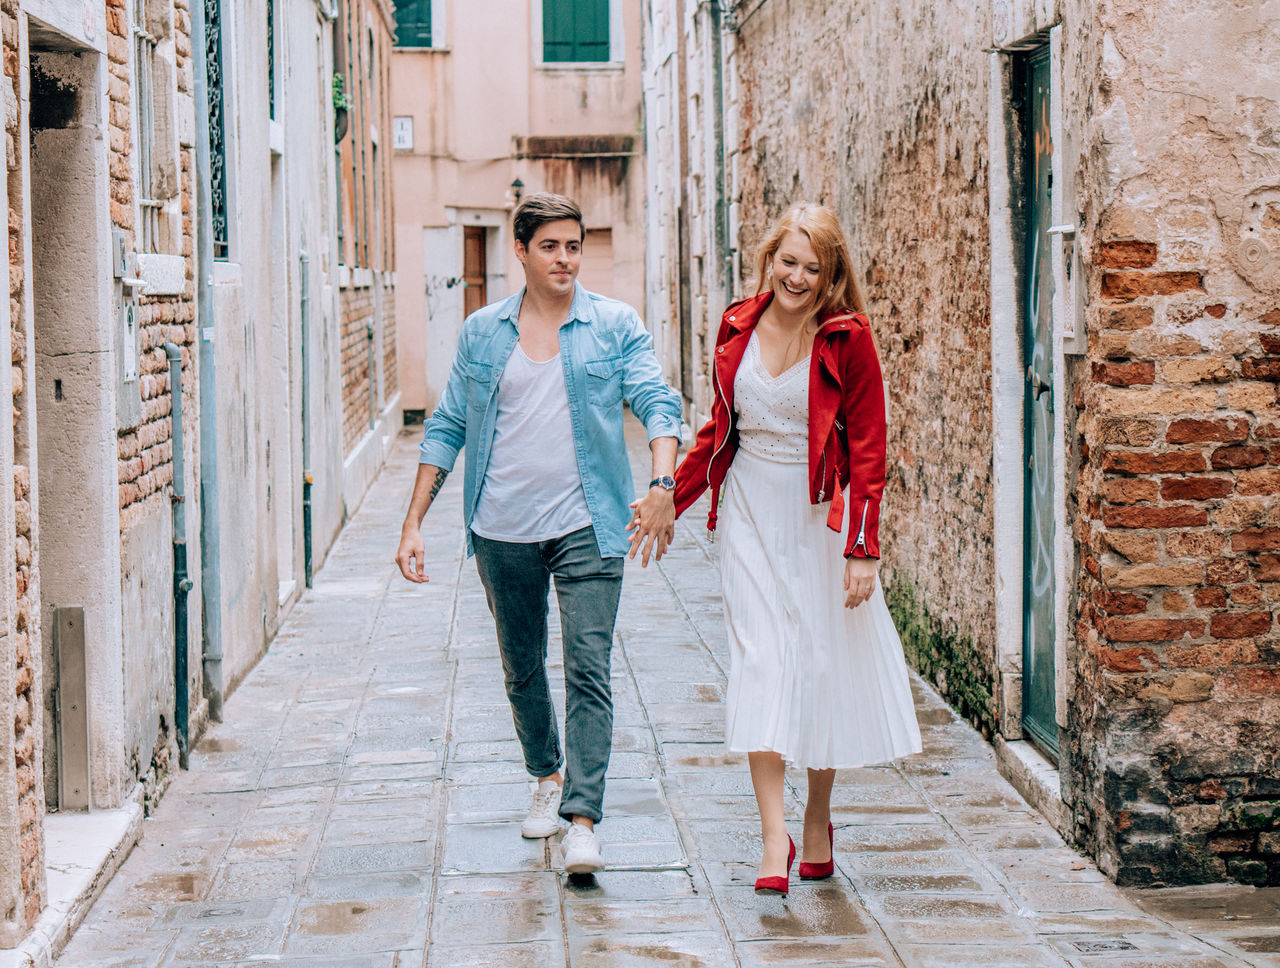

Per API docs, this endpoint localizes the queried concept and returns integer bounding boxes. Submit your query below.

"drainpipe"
[191,0,224,720]
[300,250,314,587]
[164,342,192,769]
[366,318,376,431]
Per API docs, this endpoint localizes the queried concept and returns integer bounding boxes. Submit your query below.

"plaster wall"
[391,0,647,413]
[27,49,126,809]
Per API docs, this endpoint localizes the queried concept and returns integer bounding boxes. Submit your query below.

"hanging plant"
[332,73,351,112]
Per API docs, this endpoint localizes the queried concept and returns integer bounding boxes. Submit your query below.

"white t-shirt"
[470,346,593,543]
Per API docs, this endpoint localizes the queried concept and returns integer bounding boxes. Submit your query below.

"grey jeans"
[471,526,623,823]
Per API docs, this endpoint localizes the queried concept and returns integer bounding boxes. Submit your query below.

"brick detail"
[341,286,376,453]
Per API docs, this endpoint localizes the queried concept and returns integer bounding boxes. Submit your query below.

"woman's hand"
[843,556,878,609]
[626,489,676,567]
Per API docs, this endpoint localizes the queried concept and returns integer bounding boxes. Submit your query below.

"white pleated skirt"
[719,448,923,770]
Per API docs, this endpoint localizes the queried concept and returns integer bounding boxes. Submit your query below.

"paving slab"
[50,425,1274,968]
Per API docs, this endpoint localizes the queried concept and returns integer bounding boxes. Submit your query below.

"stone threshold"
[0,801,143,968]
[995,735,1072,840]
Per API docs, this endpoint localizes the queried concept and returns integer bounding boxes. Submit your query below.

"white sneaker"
[520,779,563,839]
[561,822,604,874]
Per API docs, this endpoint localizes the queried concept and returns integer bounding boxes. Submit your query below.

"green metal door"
[1022,48,1057,757]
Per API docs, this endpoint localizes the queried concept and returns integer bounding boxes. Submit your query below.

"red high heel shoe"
[754,837,796,896]
[798,822,835,880]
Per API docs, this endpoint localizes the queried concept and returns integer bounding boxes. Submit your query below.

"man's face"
[516,219,582,298]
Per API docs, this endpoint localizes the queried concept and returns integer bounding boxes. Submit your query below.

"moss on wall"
[886,576,997,739]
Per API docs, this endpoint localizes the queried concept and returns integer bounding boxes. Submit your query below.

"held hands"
[626,487,677,567]
[395,526,430,583]
[843,556,878,609]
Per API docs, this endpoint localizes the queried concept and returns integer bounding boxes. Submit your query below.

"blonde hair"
[754,204,867,321]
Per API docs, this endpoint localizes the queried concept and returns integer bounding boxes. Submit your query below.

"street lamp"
[506,178,525,208]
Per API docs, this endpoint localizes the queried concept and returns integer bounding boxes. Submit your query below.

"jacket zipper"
[818,418,842,501]
[852,500,869,553]
[707,352,730,484]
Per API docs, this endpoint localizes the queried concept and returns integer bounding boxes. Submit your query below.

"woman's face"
[769,229,822,316]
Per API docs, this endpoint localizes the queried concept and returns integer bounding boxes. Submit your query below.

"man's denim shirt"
[419,283,684,558]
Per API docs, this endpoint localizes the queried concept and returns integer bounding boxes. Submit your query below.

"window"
[393,0,431,47]
[267,0,276,119]
[205,0,229,258]
[133,0,161,252]
[543,0,609,63]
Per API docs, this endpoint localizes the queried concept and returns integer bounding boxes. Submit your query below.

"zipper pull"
[852,500,870,550]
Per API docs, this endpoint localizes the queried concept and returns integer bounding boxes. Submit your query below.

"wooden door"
[463,226,487,316]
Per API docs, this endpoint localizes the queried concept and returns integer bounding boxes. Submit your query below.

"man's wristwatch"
[649,475,676,491]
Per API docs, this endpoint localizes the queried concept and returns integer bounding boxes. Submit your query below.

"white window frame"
[533,0,623,70]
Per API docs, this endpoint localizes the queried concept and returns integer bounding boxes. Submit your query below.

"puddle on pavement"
[197,736,241,753]
[138,872,202,900]
[914,707,954,726]
[300,900,374,935]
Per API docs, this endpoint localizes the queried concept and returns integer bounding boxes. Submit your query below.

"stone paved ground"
[55,424,1279,968]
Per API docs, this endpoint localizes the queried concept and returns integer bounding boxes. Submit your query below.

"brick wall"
[108,0,197,816]
[340,285,374,453]
[380,280,396,402]
[4,0,45,929]
[1072,245,1280,885]
[110,0,196,533]
[1064,1,1280,887]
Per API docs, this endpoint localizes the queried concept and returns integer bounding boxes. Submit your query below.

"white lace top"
[734,332,810,464]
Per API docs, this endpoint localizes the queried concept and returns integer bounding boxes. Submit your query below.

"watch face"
[655,476,676,490]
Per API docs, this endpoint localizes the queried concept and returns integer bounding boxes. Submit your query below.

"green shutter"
[394,0,431,47]
[543,0,609,63]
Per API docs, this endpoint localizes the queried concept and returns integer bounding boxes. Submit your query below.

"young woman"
[669,204,922,896]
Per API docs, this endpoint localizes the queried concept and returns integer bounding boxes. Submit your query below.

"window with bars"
[205,0,229,258]
[133,0,161,252]
[267,0,276,119]
[392,0,431,47]
[543,0,609,63]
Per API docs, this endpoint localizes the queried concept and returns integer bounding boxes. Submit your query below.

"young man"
[394,193,682,874]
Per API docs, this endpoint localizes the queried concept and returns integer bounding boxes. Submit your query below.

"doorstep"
[995,735,1072,840]
[0,802,143,968]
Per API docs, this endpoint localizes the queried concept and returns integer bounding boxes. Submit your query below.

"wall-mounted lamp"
[505,178,525,209]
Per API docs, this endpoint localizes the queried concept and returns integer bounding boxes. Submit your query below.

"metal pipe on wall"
[191,0,224,721]
[300,250,313,587]
[164,342,192,768]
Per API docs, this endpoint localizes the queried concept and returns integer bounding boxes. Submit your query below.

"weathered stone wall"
[1069,1,1280,886]
[4,0,43,929]
[660,0,1280,887]
[730,0,1000,734]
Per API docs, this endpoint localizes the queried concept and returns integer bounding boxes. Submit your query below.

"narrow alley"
[51,424,1278,968]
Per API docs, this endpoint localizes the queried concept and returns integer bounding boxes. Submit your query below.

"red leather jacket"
[672,291,887,558]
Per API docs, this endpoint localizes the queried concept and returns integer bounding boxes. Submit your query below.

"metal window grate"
[267,0,275,119]
[133,0,160,253]
[205,0,229,259]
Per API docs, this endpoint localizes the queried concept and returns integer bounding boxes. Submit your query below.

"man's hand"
[843,556,878,609]
[626,488,676,567]
[395,526,430,583]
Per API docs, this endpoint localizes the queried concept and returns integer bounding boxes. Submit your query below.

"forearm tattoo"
[428,468,448,502]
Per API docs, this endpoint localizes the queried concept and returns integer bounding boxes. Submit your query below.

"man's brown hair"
[513,192,585,247]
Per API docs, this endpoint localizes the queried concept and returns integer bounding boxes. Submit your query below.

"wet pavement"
[54,422,1278,967]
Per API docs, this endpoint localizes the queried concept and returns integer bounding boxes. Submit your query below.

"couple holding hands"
[394,192,921,896]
